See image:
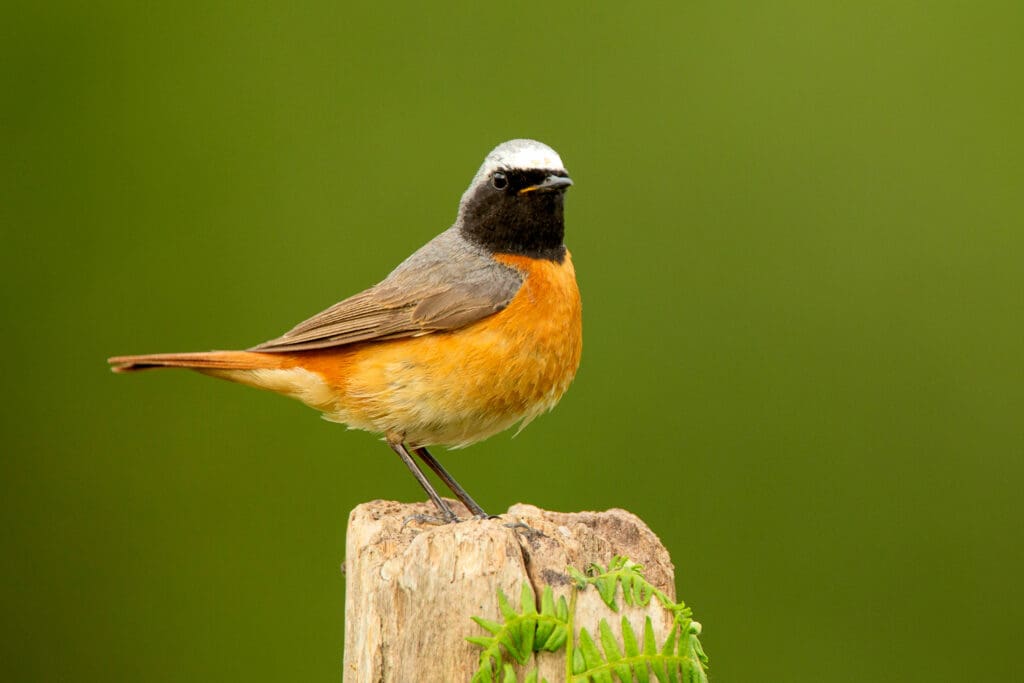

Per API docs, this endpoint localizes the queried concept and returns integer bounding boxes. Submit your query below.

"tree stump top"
[344,501,682,682]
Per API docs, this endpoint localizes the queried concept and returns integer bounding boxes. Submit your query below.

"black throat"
[458,169,568,262]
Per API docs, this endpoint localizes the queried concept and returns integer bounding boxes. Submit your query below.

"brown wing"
[250,229,524,353]
[249,283,517,352]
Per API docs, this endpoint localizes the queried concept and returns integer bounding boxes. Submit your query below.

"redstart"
[109,139,581,522]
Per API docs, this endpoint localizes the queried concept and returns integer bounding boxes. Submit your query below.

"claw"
[403,512,460,528]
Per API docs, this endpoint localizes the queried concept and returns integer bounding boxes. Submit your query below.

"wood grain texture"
[343,501,679,682]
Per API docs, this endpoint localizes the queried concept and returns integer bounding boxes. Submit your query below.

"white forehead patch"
[467,139,567,190]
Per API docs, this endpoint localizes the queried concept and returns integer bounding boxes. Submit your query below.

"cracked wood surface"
[343,500,678,682]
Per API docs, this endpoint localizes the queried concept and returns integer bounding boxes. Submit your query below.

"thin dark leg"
[413,446,488,518]
[387,440,458,523]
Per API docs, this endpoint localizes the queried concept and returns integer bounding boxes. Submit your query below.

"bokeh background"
[3,2,1022,681]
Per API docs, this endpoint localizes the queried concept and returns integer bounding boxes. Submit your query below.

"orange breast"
[298,251,582,447]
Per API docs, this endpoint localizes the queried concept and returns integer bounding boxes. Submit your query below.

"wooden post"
[343,500,683,682]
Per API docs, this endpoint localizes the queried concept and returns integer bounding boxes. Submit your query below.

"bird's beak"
[519,175,574,195]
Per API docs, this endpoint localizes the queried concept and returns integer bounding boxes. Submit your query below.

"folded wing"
[251,228,524,353]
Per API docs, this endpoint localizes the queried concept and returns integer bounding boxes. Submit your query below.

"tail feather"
[108,351,285,373]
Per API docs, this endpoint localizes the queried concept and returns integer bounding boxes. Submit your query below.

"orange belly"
[282,251,582,447]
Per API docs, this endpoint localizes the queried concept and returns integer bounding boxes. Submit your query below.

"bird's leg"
[413,446,488,518]
[386,437,459,523]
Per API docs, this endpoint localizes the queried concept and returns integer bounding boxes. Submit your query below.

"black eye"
[491,172,508,190]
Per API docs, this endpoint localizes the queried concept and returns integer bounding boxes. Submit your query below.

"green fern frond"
[468,583,569,683]
[569,556,678,613]
[570,617,707,683]
[469,556,709,682]
[568,556,703,642]
[497,663,546,683]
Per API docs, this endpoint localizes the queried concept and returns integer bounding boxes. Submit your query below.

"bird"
[109,139,582,523]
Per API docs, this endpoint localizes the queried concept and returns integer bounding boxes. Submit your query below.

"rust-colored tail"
[108,351,285,373]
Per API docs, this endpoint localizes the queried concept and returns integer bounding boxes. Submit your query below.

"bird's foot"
[503,520,548,540]
[402,512,460,527]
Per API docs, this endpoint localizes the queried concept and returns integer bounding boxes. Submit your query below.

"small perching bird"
[109,139,582,522]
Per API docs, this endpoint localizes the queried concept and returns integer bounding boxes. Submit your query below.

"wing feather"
[250,229,523,353]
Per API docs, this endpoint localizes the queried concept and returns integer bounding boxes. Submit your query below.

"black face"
[459,168,571,262]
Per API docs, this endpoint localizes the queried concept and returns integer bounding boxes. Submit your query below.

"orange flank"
[109,252,582,449]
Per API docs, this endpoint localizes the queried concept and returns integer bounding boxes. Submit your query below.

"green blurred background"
[3,2,1022,681]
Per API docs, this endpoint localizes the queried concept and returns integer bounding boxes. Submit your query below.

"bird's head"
[458,139,572,262]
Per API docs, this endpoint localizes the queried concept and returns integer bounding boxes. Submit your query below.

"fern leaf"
[620,618,640,658]
[556,594,570,621]
[521,618,536,657]
[597,619,623,662]
[535,587,556,645]
[473,616,506,635]
[637,578,654,607]
[520,583,538,614]
[642,617,657,655]
[689,622,709,666]
[619,617,647,680]
[571,646,585,675]
[597,619,632,682]
[499,629,526,664]
[577,628,607,673]
[468,583,574,681]
[618,571,633,607]
[498,588,518,621]
[660,625,677,657]
[595,576,619,611]
[655,591,677,613]
[652,658,669,683]
[567,565,588,588]
[471,556,708,683]
[541,623,568,652]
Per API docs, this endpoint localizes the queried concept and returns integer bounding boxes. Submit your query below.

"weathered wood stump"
[343,500,681,682]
